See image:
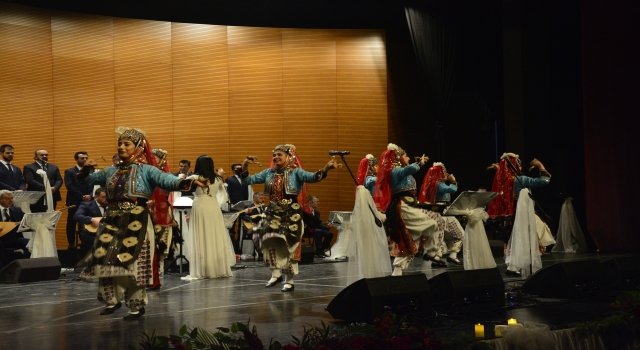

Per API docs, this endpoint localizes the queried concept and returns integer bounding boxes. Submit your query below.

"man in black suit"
[0,190,29,267]
[173,159,194,198]
[225,163,252,253]
[239,192,266,260]
[303,195,334,258]
[0,144,26,191]
[64,151,94,249]
[23,149,63,213]
[74,187,108,250]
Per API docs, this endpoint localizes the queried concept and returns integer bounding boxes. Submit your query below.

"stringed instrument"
[0,205,77,238]
[240,204,266,230]
[84,218,103,235]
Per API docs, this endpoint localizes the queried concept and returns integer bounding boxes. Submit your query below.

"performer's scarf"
[418,165,444,203]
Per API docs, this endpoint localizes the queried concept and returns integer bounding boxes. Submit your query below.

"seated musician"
[303,195,333,258]
[239,192,266,261]
[73,187,108,250]
[0,190,29,267]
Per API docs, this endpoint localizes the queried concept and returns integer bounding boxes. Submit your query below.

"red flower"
[281,345,300,350]
[316,345,331,350]
[389,335,412,350]
[350,335,366,350]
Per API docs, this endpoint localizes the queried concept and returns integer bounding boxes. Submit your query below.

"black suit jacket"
[303,208,329,231]
[64,166,94,206]
[74,201,103,235]
[225,175,249,205]
[0,206,26,242]
[23,162,63,203]
[0,162,26,191]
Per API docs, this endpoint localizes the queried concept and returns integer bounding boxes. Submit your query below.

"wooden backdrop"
[0,3,388,249]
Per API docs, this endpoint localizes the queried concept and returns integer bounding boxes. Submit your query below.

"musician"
[373,143,436,276]
[0,144,26,191]
[226,163,253,252]
[418,162,465,265]
[0,190,29,267]
[487,153,551,276]
[241,144,338,292]
[356,154,378,195]
[64,151,94,249]
[239,192,266,261]
[174,159,194,198]
[74,187,108,249]
[303,195,333,258]
[23,149,63,212]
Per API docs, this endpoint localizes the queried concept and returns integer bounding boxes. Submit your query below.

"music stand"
[231,200,254,211]
[170,195,192,276]
[18,211,62,259]
[444,191,498,216]
[10,191,44,214]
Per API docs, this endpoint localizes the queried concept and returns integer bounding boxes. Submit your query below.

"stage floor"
[0,252,633,349]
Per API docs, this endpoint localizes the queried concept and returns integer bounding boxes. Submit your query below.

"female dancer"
[241,144,338,292]
[373,143,435,276]
[78,127,205,319]
[182,155,236,280]
[356,154,378,195]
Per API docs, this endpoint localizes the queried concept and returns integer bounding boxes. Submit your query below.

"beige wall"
[0,2,388,249]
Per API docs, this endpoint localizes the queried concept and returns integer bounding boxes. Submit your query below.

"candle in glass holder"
[508,318,517,325]
[475,324,484,338]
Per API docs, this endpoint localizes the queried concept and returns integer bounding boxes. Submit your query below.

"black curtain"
[404,2,459,160]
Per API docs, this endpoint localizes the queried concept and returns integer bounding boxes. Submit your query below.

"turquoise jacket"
[514,175,550,197]
[364,176,377,195]
[390,163,420,195]
[242,167,326,198]
[81,164,184,200]
[436,182,458,202]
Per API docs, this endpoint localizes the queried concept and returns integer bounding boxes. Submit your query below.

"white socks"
[392,266,403,276]
[267,271,282,284]
[449,252,457,259]
[284,273,294,285]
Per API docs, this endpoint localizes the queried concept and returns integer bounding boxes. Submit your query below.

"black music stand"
[168,196,192,276]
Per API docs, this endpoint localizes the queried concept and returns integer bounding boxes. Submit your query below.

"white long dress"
[182,178,236,280]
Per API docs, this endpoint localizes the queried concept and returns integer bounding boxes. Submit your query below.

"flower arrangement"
[130,313,492,350]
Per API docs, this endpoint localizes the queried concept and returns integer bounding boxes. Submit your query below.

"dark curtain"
[582,0,640,252]
[404,2,459,160]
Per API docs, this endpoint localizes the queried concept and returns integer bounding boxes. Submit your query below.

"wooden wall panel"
[0,3,387,250]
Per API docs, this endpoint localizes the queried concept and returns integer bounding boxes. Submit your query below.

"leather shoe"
[281,284,295,292]
[123,307,145,320]
[265,276,283,287]
[505,270,522,277]
[431,260,447,268]
[447,257,463,265]
[100,302,122,315]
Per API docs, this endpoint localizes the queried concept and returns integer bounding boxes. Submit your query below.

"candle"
[508,318,517,325]
[475,324,484,338]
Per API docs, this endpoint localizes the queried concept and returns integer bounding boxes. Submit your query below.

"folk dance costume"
[373,144,436,276]
[240,144,337,292]
[147,149,175,290]
[487,153,552,276]
[79,127,195,319]
[356,154,379,196]
[418,162,465,266]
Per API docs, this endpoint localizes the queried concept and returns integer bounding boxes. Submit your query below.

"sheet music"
[444,191,497,216]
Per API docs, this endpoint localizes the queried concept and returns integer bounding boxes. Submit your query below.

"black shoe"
[265,276,283,287]
[123,307,145,320]
[147,285,161,291]
[431,260,447,268]
[316,252,328,258]
[446,257,463,265]
[100,302,122,315]
[281,284,294,292]
[256,256,264,262]
[505,270,522,277]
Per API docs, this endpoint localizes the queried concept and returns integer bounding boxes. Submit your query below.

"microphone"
[328,150,350,156]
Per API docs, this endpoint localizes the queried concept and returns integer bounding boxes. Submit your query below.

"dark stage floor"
[0,252,633,349]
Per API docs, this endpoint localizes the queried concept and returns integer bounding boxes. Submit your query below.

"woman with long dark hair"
[181,155,236,280]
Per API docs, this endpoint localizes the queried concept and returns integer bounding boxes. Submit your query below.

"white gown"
[182,178,236,280]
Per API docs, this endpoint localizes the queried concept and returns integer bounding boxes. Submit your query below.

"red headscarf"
[150,149,173,227]
[487,153,520,218]
[373,144,404,212]
[418,163,445,203]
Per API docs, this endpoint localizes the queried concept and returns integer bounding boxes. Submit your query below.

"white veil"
[505,189,542,278]
[552,197,588,253]
[346,186,392,285]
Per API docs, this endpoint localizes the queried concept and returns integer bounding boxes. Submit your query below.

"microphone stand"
[336,154,382,228]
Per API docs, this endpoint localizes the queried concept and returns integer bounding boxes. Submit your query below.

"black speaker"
[0,257,62,284]
[299,245,315,264]
[521,259,605,298]
[428,268,505,310]
[600,257,640,289]
[327,274,431,323]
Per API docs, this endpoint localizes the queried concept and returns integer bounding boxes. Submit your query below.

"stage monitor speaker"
[600,256,640,288]
[521,259,605,298]
[428,267,504,310]
[0,257,61,284]
[327,273,431,323]
[299,245,315,264]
